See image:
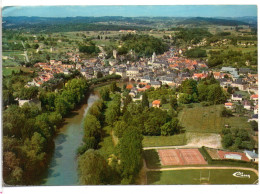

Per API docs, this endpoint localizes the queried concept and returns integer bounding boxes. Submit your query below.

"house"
[80,69,87,77]
[221,67,239,78]
[150,81,161,89]
[248,114,258,122]
[254,105,258,115]
[231,94,243,102]
[231,79,247,91]
[152,100,161,108]
[158,76,174,85]
[115,68,127,79]
[192,73,207,80]
[129,88,138,98]
[244,150,258,163]
[243,101,252,110]
[18,99,42,110]
[63,69,70,75]
[239,68,252,75]
[126,84,134,90]
[250,94,258,102]
[213,72,223,79]
[225,102,233,109]
[126,68,139,77]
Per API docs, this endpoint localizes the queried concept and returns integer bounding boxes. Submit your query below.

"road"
[147,166,258,176]
[21,41,29,62]
[143,145,200,150]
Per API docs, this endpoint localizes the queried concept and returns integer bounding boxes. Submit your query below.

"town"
[2,6,258,187]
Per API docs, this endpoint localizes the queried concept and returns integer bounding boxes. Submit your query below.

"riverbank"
[41,93,99,185]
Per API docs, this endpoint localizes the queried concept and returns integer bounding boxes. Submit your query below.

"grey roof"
[234,78,246,85]
[221,67,237,72]
[150,81,161,85]
[244,150,258,158]
[233,94,243,98]
[239,68,252,74]
[142,75,152,80]
[252,114,258,119]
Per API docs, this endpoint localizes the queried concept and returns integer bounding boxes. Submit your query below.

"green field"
[2,67,20,76]
[178,104,251,133]
[142,133,187,147]
[147,169,258,185]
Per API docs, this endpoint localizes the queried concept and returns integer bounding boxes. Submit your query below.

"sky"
[2,5,257,18]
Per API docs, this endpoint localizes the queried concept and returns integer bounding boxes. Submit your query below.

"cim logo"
[233,171,250,179]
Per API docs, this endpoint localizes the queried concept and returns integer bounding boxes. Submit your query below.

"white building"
[244,150,258,163]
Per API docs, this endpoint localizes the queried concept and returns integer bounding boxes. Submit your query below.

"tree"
[161,118,180,136]
[141,92,149,108]
[105,97,121,126]
[3,105,26,138]
[221,107,233,117]
[77,137,97,155]
[178,93,192,104]
[84,114,102,140]
[3,89,15,107]
[185,48,207,58]
[33,44,39,49]
[161,96,167,104]
[118,128,143,184]
[19,87,39,100]
[97,71,103,78]
[250,121,258,131]
[114,120,128,138]
[169,96,178,110]
[78,149,109,185]
[235,104,244,115]
[100,87,110,101]
[180,79,198,95]
[3,152,23,184]
[207,84,226,104]
[110,82,118,93]
[197,82,209,101]
[122,94,132,114]
[222,133,234,148]
[55,96,70,117]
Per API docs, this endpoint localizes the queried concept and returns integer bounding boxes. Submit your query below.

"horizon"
[2,5,257,18]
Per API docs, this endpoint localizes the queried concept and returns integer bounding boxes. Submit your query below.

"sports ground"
[158,149,207,166]
[147,169,258,185]
[143,148,258,184]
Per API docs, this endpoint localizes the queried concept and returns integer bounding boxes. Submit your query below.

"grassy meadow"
[178,104,251,133]
[142,133,187,147]
[147,169,258,185]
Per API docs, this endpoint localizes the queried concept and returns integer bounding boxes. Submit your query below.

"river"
[41,93,99,186]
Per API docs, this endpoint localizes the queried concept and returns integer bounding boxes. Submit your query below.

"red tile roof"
[126,84,133,90]
[152,100,161,105]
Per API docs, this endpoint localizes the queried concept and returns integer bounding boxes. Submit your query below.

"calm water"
[41,94,99,186]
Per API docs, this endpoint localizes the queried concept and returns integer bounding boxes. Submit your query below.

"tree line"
[117,34,168,57]
[78,83,144,185]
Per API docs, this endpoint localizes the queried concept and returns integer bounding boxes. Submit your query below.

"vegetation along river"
[41,93,99,186]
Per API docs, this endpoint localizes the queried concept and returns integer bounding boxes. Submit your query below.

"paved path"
[147,166,259,176]
[143,145,200,150]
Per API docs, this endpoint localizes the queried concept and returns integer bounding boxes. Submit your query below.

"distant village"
[25,46,258,123]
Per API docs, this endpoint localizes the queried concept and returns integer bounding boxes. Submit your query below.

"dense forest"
[117,34,169,57]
